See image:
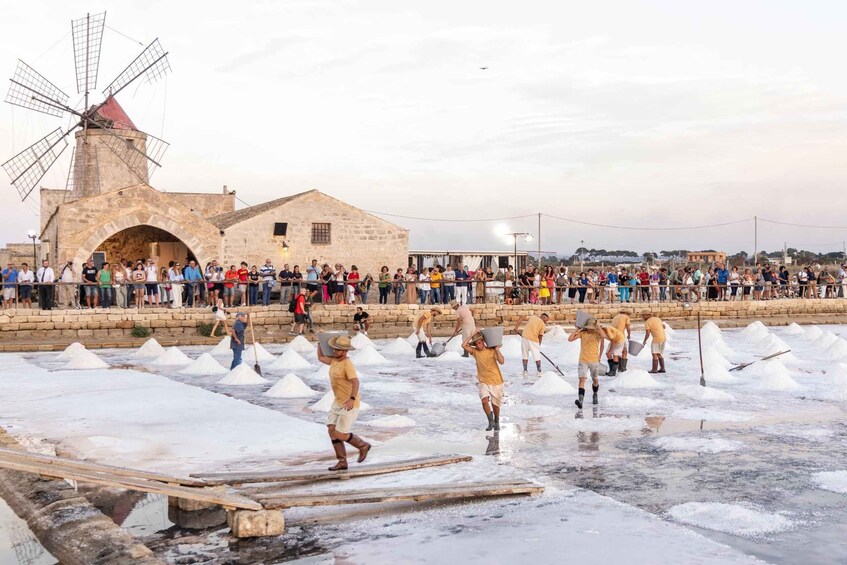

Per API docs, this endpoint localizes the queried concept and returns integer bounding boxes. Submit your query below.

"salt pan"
[62,350,109,370]
[674,384,736,402]
[667,502,794,537]
[269,350,312,371]
[287,335,315,354]
[179,353,228,376]
[382,337,416,355]
[352,345,390,365]
[746,360,802,391]
[610,369,661,389]
[309,390,370,412]
[672,407,752,422]
[528,372,577,395]
[264,373,317,398]
[209,336,232,356]
[365,414,417,428]
[603,395,661,410]
[149,347,192,366]
[654,436,743,454]
[434,351,463,363]
[812,470,847,494]
[217,363,270,385]
[133,338,165,359]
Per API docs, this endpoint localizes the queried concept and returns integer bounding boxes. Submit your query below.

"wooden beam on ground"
[0,447,206,487]
[0,458,261,511]
[192,454,474,487]
[254,480,544,510]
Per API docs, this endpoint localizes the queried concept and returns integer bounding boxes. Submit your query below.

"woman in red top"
[346,265,360,305]
[223,265,238,307]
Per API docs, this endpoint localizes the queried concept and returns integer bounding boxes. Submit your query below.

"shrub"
[197,322,215,336]
[131,324,151,338]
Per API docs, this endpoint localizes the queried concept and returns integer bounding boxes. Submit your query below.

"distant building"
[686,251,727,264]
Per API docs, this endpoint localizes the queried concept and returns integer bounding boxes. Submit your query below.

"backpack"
[288,296,297,313]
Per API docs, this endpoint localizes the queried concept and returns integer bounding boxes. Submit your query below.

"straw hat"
[449,300,459,308]
[431,308,443,315]
[328,335,356,351]
[469,330,485,343]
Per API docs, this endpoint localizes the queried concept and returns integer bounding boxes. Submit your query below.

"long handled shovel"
[248,313,262,375]
[728,349,791,372]
[697,312,706,387]
[540,350,566,377]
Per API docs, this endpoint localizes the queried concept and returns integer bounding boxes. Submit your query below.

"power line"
[363,210,536,223]
[759,218,847,229]
[105,25,145,46]
[543,214,752,231]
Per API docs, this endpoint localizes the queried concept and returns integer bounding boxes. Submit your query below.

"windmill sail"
[71,11,107,94]
[5,60,70,117]
[102,39,170,98]
[98,127,169,184]
[2,128,69,200]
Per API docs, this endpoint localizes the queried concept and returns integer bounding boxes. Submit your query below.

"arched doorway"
[93,225,197,268]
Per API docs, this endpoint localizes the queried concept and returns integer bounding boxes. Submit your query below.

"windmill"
[2,11,171,203]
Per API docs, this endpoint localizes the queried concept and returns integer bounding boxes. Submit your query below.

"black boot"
[328,439,348,471]
[619,358,628,372]
[462,350,470,358]
[345,433,371,463]
[605,360,618,376]
[592,383,599,405]
[416,342,425,358]
[649,358,659,373]
[422,342,432,357]
[658,357,666,373]
[493,414,500,431]
[575,387,585,409]
[485,412,495,431]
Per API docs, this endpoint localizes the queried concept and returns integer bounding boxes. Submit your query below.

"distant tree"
[643,251,657,262]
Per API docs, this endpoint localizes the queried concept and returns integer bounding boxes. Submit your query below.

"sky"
[1,0,846,258]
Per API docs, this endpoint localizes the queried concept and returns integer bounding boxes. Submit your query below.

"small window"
[312,223,331,244]
[273,222,288,236]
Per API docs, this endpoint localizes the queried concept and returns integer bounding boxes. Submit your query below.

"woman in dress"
[132,262,146,308]
[405,266,418,305]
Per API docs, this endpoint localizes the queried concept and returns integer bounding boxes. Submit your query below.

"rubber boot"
[658,357,666,373]
[423,342,433,357]
[462,351,470,358]
[592,383,599,405]
[619,358,628,372]
[485,412,495,431]
[416,342,424,358]
[328,439,348,471]
[493,414,500,431]
[345,434,371,463]
[605,360,618,376]
[575,388,585,409]
[649,358,659,374]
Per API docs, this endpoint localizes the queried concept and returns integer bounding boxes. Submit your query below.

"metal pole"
[580,239,584,271]
[537,213,542,270]
[514,236,517,274]
[697,311,705,387]
[754,215,758,265]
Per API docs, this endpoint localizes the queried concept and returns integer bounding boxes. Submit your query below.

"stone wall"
[167,191,234,217]
[221,191,409,279]
[2,299,845,345]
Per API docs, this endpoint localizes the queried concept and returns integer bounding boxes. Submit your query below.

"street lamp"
[504,232,533,272]
[26,230,37,267]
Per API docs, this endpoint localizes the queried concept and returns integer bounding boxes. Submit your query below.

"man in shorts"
[606,310,632,375]
[1,262,17,308]
[317,334,372,471]
[642,311,667,374]
[413,307,442,358]
[463,331,505,431]
[17,263,34,308]
[145,259,160,307]
[513,313,548,378]
[603,322,627,376]
[450,300,476,357]
[353,306,370,335]
[291,288,308,335]
[81,259,99,308]
[569,317,608,408]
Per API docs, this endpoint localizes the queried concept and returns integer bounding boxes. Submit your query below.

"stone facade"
[216,190,409,276]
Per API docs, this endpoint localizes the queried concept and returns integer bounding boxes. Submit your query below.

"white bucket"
[317,331,348,356]
[480,327,504,347]
[575,310,594,329]
[628,340,644,356]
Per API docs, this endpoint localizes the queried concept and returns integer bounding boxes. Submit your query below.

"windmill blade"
[2,128,69,201]
[102,38,170,98]
[5,60,71,117]
[98,127,169,184]
[71,11,107,94]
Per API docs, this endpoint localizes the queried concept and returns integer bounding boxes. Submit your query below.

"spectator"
[168,261,183,309]
[347,265,360,304]
[360,272,373,305]
[393,268,405,304]
[183,260,204,307]
[223,264,238,307]
[418,267,431,304]
[259,258,276,306]
[443,265,456,303]
[145,259,160,307]
[353,306,370,335]
[132,262,146,308]
[278,263,293,306]
[247,265,261,305]
[113,262,127,309]
[378,266,391,304]
[98,262,113,308]
[36,259,55,311]
[57,261,76,309]
[81,259,99,308]
[237,261,249,307]
[1,262,17,308]
[17,263,34,308]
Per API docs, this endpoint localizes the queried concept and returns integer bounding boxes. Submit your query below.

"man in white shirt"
[145,259,160,306]
[36,259,55,310]
[418,268,431,304]
[17,263,35,308]
[58,261,77,309]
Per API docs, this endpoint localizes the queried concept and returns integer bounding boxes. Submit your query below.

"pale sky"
[2,0,846,259]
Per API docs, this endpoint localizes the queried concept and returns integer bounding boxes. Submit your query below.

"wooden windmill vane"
[2,11,171,202]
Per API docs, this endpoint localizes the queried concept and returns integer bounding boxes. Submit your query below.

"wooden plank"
[0,446,206,487]
[0,459,261,511]
[193,454,474,487]
[254,480,544,510]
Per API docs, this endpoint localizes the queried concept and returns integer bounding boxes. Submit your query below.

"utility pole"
[538,213,542,270]
[754,215,758,265]
[783,242,787,266]
[580,239,585,271]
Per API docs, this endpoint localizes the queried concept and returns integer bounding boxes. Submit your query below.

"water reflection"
[485,432,500,456]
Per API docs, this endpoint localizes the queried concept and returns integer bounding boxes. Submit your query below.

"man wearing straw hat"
[513,313,549,378]
[642,312,667,374]
[317,334,372,471]
[462,330,505,431]
[413,307,442,358]
[569,317,608,408]
[606,310,632,375]
[450,300,476,358]
[602,322,626,376]
[229,312,248,369]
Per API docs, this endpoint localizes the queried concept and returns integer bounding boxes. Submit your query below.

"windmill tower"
[2,11,171,203]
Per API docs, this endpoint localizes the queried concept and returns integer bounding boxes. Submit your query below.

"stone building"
[1,98,408,275]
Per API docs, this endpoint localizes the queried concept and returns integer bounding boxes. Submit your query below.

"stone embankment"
[1,299,845,351]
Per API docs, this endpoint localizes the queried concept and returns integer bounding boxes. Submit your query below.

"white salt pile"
[817,331,841,351]
[703,364,738,384]
[287,335,315,354]
[702,346,733,367]
[150,347,192,366]
[314,364,330,379]
[610,369,661,389]
[663,323,677,337]
[756,333,790,352]
[351,332,374,349]
[179,353,228,376]
[56,342,86,360]
[528,372,577,395]
[264,373,317,398]
[741,324,770,342]
[675,384,736,402]
[435,351,464,362]
[269,350,312,371]
[654,436,743,454]
[382,337,415,355]
[784,322,805,335]
[352,345,390,366]
[802,325,824,341]
[545,325,567,341]
[217,363,270,385]
[825,338,847,360]
[133,338,165,359]
[309,390,370,412]
[746,360,802,391]
[499,336,523,359]
[667,502,795,537]
[62,350,109,370]
[244,342,276,363]
[364,414,417,428]
[701,321,721,334]
[813,471,847,494]
[210,336,232,356]
[406,332,420,348]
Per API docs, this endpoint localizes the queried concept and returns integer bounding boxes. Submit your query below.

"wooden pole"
[248,314,261,375]
[697,311,705,387]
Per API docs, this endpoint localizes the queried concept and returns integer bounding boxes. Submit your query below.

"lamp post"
[26,230,37,267]
[506,232,533,272]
